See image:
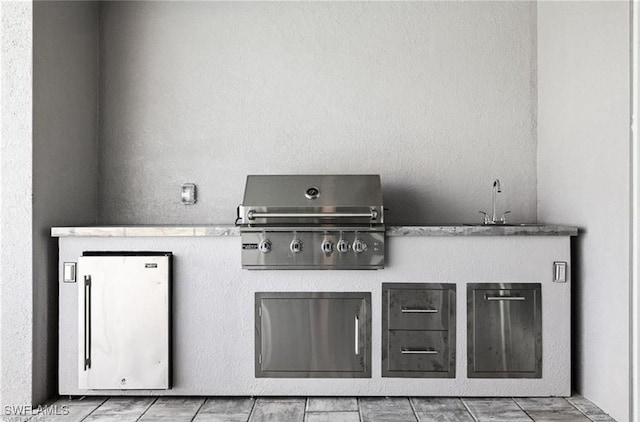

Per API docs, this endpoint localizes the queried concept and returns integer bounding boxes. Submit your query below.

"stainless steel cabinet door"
[78,254,171,389]
[255,292,371,378]
[467,283,542,378]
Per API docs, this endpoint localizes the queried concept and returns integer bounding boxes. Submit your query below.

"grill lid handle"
[246,209,379,221]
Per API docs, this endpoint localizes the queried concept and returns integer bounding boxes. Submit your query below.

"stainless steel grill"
[237,175,385,270]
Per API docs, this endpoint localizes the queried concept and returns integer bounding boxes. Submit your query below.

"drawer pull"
[401,308,438,313]
[485,295,526,301]
[401,348,439,355]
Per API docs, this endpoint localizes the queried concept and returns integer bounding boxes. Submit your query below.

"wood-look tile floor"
[29,395,616,422]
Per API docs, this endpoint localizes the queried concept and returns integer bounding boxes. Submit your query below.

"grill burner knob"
[353,239,367,253]
[336,240,350,253]
[321,240,334,254]
[258,239,272,253]
[290,239,303,254]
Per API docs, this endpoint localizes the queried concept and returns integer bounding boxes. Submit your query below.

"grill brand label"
[242,243,258,250]
[145,263,158,268]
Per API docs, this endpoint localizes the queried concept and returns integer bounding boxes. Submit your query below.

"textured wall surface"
[58,235,571,396]
[33,1,99,405]
[99,1,537,225]
[0,0,32,408]
[537,2,630,421]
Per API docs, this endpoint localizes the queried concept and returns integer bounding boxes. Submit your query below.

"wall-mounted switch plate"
[181,183,197,205]
[63,262,76,283]
[553,261,567,283]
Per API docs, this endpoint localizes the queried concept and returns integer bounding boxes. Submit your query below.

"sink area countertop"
[386,225,578,237]
[51,224,578,237]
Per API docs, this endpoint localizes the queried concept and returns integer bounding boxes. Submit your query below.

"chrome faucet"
[492,179,501,223]
[479,179,511,225]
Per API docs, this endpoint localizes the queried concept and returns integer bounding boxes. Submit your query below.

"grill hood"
[237,174,384,227]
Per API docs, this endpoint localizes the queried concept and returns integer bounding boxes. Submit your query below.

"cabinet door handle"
[83,275,92,370]
[401,308,438,313]
[401,348,438,355]
[485,295,525,301]
[354,315,359,355]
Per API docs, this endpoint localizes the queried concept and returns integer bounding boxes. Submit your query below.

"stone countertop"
[51,224,578,237]
[387,225,578,236]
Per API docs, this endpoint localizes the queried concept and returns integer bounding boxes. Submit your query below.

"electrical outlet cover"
[181,183,196,205]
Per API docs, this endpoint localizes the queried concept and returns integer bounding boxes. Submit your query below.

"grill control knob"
[353,239,367,253]
[258,239,272,253]
[336,240,350,253]
[321,240,334,254]
[290,239,303,254]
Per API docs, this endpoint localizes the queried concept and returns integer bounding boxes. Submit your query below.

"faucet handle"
[500,210,512,223]
[478,211,489,225]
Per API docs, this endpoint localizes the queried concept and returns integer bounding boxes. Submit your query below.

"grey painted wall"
[537,2,630,421]
[31,0,98,406]
[98,1,537,225]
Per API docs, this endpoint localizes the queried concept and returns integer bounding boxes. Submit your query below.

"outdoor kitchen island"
[52,224,577,397]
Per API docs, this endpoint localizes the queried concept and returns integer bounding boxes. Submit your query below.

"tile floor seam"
[407,396,419,421]
[246,396,258,422]
[133,396,158,422]
[564,396,589,417]
[79,396,110,421]
[565,396,610,422]
[511,396,534,421]
[460,398,480,422]
[190,396,208,422]
[567,397,602,421]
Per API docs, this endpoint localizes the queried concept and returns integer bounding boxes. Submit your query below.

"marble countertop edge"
[51,224,578,238]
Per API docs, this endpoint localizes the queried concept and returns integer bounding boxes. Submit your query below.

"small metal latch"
[553,261,567,283]
[63,262,76,283]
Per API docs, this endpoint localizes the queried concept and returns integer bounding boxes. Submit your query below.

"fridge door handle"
[84,275,92,370]
[354,314,359,355]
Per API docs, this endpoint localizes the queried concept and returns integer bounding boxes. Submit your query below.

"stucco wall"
[0,0,33,409]
[537,2,631,421]
[32,0,99,405]
[98,1,537,226]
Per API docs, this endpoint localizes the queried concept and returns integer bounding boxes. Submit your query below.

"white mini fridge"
[77,252,172,390]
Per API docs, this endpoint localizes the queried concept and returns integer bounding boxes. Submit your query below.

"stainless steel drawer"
[387,288,449,330]
[386,330,451,373]
[382,283,456,378]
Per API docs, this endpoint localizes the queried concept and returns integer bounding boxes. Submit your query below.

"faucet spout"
[479,179,510,225]
[492,179,501,223]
